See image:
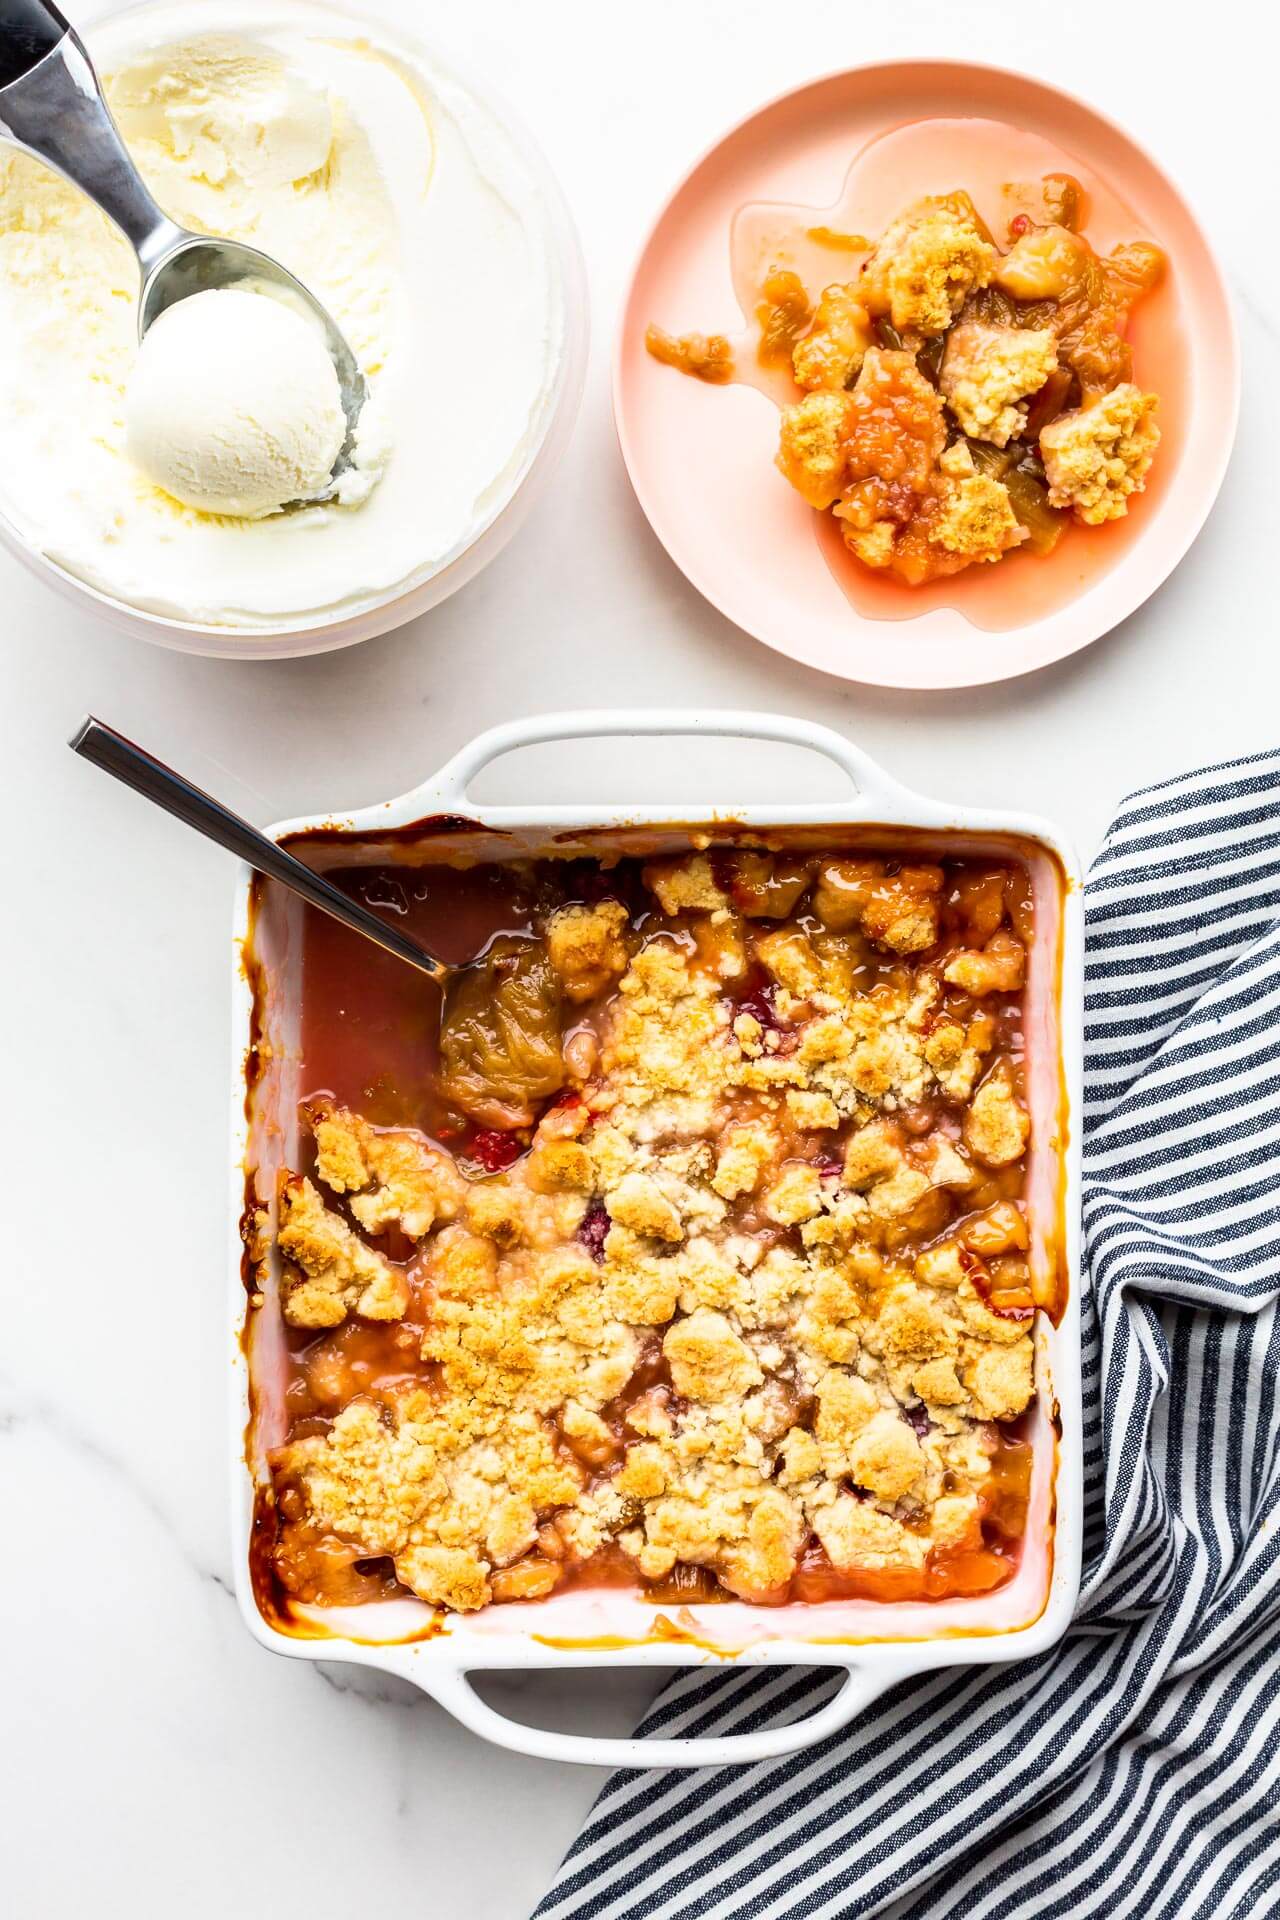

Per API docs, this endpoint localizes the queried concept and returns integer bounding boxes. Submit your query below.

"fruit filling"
[648,177,1166,584]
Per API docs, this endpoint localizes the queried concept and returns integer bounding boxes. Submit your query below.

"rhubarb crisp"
[254,845,1052,1618]
[647,174,1166,585]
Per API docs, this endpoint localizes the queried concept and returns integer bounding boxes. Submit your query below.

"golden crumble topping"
[776,389,859,511]
[546,900,632,1004]
[305,1097,463,1239]
[858,193,997,336]
[642,851,729,915]
[1040,383,1160,524]
[928,470,1026,564]
[275,1389,582,1613]
[964,1067,1032,1167]
[939,323,1058,448]
[421,1235,640,1415]
[277,1174,409,1329]
[262,844,1047,1617]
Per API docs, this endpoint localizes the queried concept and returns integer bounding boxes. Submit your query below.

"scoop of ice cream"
[125,288,347,517]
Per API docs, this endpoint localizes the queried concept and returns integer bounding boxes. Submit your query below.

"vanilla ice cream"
[0,0,568,630]
[126,287,347,515]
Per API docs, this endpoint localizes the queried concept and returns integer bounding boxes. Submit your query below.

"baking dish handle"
[418,1660,902,1769]
[425,710,920,812]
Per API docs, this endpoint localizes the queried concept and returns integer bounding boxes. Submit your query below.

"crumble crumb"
[928,472,1025,563]
[857,193,997,335]
[842,1120,904,1191]
[1040,384,1159,524]
[641,852,730,915]
[914,1356,968,1407]
[277,1173,409,1329]
[845,1409,925,1502]
[844,518,896,570]
[712,1125,774,1199]
[787,1089,841,1131]
[966,1340,1034,1421]
[776,389,858,509]
[607,1170,684,1243]
[755,927,824,997]
[812,1494,928,1573]
[546,900,631,1004]
[463,1181,530,1249]
[526,1139,594,1193]
[664,1307,763,1402]
[763,1162,825,1224]
[925,1018,991,1102]
[305,1097,463,1240]
[964,1069,1031,1167]
[940,323,1058,447]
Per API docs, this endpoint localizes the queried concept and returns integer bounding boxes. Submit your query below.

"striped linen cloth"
[536,752,1280,1920]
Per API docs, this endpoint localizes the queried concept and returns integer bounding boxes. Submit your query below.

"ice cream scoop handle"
[0,0,65,86]
[0,9,182,266]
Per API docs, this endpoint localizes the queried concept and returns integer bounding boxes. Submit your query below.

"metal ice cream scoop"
[0,0,366,493]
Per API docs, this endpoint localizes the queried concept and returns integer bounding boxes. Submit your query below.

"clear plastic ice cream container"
[0,0,587,658]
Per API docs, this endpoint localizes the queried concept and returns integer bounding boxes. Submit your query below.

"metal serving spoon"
[70,717,448,986]
[0,0,367,494]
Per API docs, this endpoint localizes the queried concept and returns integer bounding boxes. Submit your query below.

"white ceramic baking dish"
[230,711,1083,1768]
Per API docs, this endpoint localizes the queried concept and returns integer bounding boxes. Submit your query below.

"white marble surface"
[3,0,1270,1914]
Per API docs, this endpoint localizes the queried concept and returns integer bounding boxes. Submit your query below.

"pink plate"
[614,61,1239,690]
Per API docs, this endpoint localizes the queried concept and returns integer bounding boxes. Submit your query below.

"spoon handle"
[70,717,448,986]
[0,0,64,86]
[0,5,181,266]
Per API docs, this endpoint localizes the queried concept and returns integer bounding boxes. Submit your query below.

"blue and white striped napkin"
[536,752,1280,1920]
